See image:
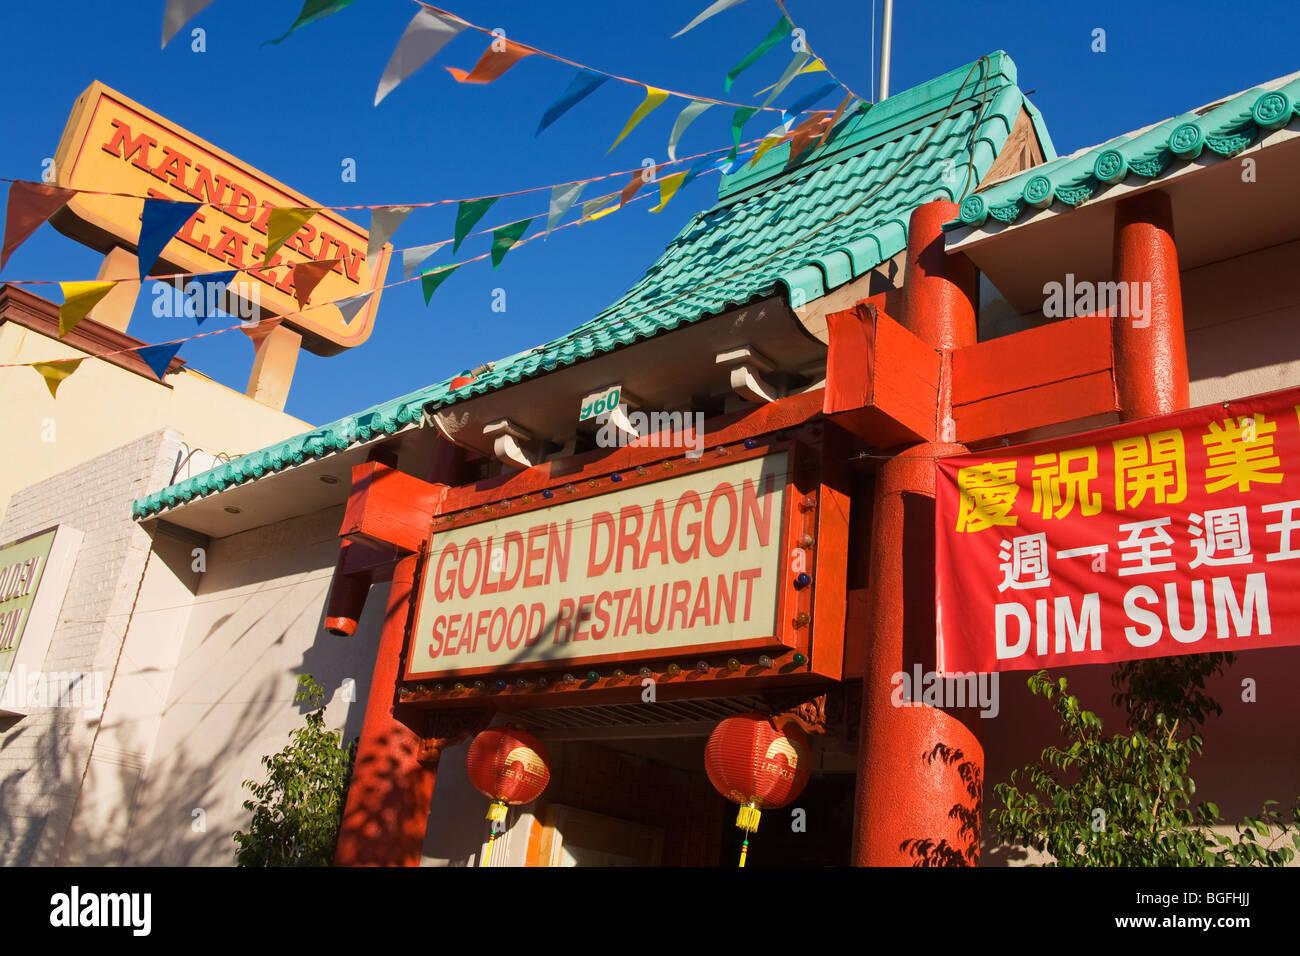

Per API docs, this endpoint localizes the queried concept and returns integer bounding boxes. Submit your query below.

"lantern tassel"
[482,829,496,867]
[736,802,761,832]
[738,835,750,868]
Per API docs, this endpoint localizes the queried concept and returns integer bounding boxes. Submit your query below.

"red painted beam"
[340,461,444,554]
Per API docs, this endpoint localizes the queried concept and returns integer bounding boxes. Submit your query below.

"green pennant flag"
[421,265,458,305]
[725,15,791,92]
[732,106,759,149]
[453,197,497,253]
[491,219,532,269]
[264,0,357,45]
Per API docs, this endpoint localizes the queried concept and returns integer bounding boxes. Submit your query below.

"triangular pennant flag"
[334,291,372,324]
[620,166,664,209]
[748,128,789,169]
[724,15,791,92]
[265,207,318,264]
[785,80,838,117]
[292,258,342,308]
[402,241,449,279]
[241,316,283,351]
[32,358,84,399]
[264,0,357,46]
[546,182,585,237]
[673,0,748,38]
[446,38,535,84]
[183,269,239,324]
[538,70,609,135]
[609,87,670,153]
[731,106,759,150]
[799,58,827,77]
[650,171,689,212]
[58,281,116,338]
[667,101,713,162]
[137,341,185,381]
[491,219,532,269]
[815,94,856,151]
[138,199,200,279]
[421,265,458,305]
[2,182,76,269]
[759,52,811,107]
[786,112,834,166]
[453,197,497,253]
[162,0,215,48]
[367,206,412,270]
[375,6,468,105]
[579,193,618,223]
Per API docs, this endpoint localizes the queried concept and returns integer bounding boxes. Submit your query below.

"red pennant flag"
[291,258,341,308]
[446,37,535,83]
[241,316,283,351]
[2,182,76,269]
[620,165,665,209]
[784,111,833,166]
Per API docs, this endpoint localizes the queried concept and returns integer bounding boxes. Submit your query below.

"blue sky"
[2,0,1298,430]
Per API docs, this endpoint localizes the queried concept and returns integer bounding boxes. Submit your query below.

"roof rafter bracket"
[716,346,782,404]
[483,418,538,470]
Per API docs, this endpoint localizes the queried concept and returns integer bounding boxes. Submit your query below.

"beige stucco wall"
[0,321,310,526]
[119,505,383,866]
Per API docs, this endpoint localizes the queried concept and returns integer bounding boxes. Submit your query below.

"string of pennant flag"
[160,0,859,160]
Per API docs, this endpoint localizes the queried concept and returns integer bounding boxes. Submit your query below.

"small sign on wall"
[578,385,622,424]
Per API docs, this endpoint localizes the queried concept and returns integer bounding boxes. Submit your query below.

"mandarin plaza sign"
[50,81,389,355]
[407,453,792,678]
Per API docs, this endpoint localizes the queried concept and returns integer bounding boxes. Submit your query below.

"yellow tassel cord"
[481,800,509,867]
[736,802,761,867]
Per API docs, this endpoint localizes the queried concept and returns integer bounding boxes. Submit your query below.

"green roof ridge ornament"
[1021,174,1053,208]
[1168,122,1205,158]
[1093,148,1127,184]
[1252,90,1293,130]
[958,193,987,226]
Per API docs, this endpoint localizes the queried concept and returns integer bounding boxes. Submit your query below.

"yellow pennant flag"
[609,87,670,153]
[651,171,689,212]
[58,281,117,338]
[32,358,85,398]
[748,134,785,169]
[265,207,319,264]
[798,58,827,76]
[588,204,620,222]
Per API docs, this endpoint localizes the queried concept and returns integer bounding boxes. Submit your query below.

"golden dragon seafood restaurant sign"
[51,81,388,355]
[935,386,1300,674]
[407,453,790,678]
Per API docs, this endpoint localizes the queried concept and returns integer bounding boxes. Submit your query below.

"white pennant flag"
[162,0,215,48]
[546,182,586,238]
[333,292,373,324]
[667,101,713,162]
[673,0,748,38]
[403,241,449,279]
[368,206,413,272]
[375,6,469,105]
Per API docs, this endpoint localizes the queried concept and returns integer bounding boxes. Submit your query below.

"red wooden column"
[851,200,984,866]
[334,553,435,866]
[1112,190,1188,420]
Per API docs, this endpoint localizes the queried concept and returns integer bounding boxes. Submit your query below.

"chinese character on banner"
[1115,517,1176,576]
[955,461,1018,532]
[1113,429,1187,509]
[1030,447,1102,519]
[998,533,1050,591]
[1202,414,1283,493]
[1263,500,1300,562]
[1188,507,1251,567]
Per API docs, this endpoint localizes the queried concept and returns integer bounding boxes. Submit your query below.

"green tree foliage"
[991,653,1300,866]
[233,675,357,867]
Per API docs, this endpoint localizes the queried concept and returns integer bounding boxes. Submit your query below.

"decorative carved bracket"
[762,689,829,736]
[483,419,537,470]
[411,708,493,769]
[716,346,782,404]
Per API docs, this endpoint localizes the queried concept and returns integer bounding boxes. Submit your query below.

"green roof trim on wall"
[134,52,1037,521]
[947,76,1300,231]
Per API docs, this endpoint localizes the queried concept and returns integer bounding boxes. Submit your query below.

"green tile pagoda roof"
[134,51,1045,520]
[947,72,1300,231]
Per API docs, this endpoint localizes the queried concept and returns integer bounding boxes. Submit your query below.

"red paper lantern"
[705,712,812,864]
[466,727,551,823]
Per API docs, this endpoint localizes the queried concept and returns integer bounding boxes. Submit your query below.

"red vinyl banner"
[935,386,1300,673]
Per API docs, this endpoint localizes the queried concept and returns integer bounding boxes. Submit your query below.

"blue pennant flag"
[187,270,239,324]
[138,200,199,279]
[784,81,839,118]
[137,341,184,380]
[537,70,609,135]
